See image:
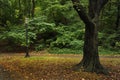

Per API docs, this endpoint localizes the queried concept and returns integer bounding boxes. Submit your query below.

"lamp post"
[25,17,30,57]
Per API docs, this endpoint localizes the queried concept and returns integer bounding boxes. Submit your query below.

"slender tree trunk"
[18,0,21,10]
[116,0,120,30]
[25,21,30,58]
[18,0,23,24]
[28,0,31,17]
[31,0,35,18]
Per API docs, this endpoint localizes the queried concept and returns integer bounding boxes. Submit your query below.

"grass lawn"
[0,51,120,80]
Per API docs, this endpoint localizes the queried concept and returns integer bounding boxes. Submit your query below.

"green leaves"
[0,24,37,47]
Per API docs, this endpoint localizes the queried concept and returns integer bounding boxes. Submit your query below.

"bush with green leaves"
[98,32,120,51]
[27,17,57,50]
[70,40,84,50]
[50,35,71,48]
[0,25,36,47]
[48,48,82,54]
[27,17,85,51]
[50,25,84,50]
[35,44,45,51]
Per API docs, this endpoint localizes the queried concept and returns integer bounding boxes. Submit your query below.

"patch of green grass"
[48,48,82,54]
[99,47,120,55]
[48,47,120,55]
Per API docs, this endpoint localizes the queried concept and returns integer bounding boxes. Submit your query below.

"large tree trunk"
[78,20,107,74]
[74,19,108,74]
[71,0,108,74]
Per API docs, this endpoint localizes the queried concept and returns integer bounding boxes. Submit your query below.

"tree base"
[72,61,109,75]
[25,54,30,58]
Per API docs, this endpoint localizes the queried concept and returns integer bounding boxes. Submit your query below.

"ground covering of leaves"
[0,52,120,80]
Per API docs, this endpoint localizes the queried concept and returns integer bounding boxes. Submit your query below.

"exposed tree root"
[72,60,109,75]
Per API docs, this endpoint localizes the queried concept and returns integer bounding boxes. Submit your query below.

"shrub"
[0,25,36,50]
[35,44,45,51]
[70,40,84,50]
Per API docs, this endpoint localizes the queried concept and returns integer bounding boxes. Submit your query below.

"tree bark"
[18,0,21,10]
[25,21,30,58]
[71,0,108,74]
[116,0,120,31]
[31,0,35,18]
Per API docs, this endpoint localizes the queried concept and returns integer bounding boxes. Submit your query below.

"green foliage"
[28,17,55,34]
[35,44,45,51]
[51,36,70,48]
[18,17,55,51]
[70,40,84,50]
[27,16,84,51]
[98,32,120,50]
[2,31,25,46]
[48,48,82,54]
[0,25,36,47]
[98,46,120,54]
[0,0,119,54]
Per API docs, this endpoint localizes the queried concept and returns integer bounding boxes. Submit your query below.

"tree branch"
[89,0,108,18]
[98,0,109,11]
[71,0,91,24]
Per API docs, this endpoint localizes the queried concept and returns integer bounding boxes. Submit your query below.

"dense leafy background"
[0,0,119,54]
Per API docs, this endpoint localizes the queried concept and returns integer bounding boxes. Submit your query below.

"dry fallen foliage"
[0,53,120,80]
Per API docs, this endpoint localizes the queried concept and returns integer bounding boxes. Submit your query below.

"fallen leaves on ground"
[0,53,120,80]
